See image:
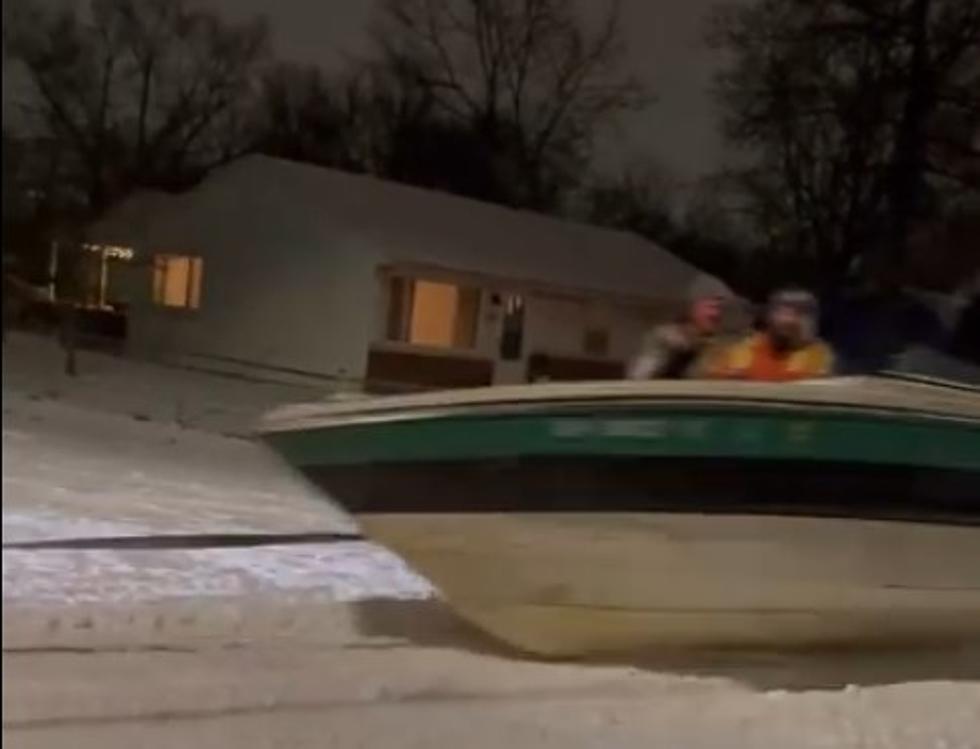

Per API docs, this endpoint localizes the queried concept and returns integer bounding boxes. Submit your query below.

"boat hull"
[358,512,980,655]
[260,379,980,656]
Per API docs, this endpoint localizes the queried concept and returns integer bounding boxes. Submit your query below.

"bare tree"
[4,0,269,216]
[710,0,895,286]
[252,54,563,205]
[580,162,675,239]
[577,165,760,296]
[255,63,369,172]
[873,0,980,269]
[374,0,649,209]
[710,0,980,290]
[254,59,449,180]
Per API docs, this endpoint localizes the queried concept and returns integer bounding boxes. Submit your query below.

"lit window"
[387,277,480,349]
[153,254,202,309]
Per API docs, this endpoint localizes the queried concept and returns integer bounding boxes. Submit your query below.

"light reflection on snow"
[2,534,433,606]
[2,350,432,606]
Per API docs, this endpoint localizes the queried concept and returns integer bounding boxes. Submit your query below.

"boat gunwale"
[260,388,980,435]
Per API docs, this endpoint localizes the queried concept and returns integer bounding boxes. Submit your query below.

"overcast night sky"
[214,0,732,185]
[4,0,734,188]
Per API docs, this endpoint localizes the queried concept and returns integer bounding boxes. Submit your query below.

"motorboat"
[259,376,980,656]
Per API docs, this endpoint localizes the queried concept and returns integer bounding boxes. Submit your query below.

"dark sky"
[213,0,731,186]
[4,0,732,188]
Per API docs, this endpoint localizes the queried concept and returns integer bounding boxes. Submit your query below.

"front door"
[492,292,527,385]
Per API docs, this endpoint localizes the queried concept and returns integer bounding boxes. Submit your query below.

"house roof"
[206,155,732,304]
[93,155,733,305]
[88,189,173,246]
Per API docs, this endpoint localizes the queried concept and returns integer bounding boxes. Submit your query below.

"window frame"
[384,274,482,352]
[152,254,203,311]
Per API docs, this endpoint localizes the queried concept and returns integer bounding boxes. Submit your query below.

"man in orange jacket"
[708,289,834,381]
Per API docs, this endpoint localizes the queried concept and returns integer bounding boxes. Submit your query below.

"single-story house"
[89,155,734,390]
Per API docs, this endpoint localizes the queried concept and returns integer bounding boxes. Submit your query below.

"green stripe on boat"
[264,408,980,472]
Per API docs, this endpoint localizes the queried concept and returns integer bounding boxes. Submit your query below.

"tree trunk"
[886,0,934,283]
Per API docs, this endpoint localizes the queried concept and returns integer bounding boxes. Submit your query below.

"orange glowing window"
[387,277,480,349]
[153,255,202,309]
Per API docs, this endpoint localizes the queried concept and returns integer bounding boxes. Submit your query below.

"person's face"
[768,304,805,346]
[692,298,723,335]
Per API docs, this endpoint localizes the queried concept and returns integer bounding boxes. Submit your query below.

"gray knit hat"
[769,288,819,317]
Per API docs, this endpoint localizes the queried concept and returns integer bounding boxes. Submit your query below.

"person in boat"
[707,288,835,381]
[628,294,726,380]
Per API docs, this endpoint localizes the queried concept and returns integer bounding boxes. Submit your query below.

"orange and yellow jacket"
[706,332,835,382]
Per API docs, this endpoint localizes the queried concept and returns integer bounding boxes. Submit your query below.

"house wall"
[514,293,663,383]
[368,263,675,386]
[88,158,732,389]
[371,267,666,383]
[131,243,377,381]
[105,228,678,389]
[524,293,660,362]
[116,183,380,382]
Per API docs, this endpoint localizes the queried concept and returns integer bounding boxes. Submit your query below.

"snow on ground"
[2,541,432,606]
[3,507,148,543]
[2,331,333,435]
[2,498,432,605]
[3,333,432,605]
[2,390,352,539]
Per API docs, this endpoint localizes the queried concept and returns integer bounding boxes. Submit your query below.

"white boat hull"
[360,513,980,655]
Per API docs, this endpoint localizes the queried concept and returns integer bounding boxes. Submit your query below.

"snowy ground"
[1,331,333,435]
[5,334,980,748]
[3,333,432,606]
[2,391,349,538]
[1,540,432,606]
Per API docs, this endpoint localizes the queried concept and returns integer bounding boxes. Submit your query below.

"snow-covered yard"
[2,333,432,606]
[2,390,349,539]
[5,336,979,749]
[1,536,432,606]
[2,331,334,435]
